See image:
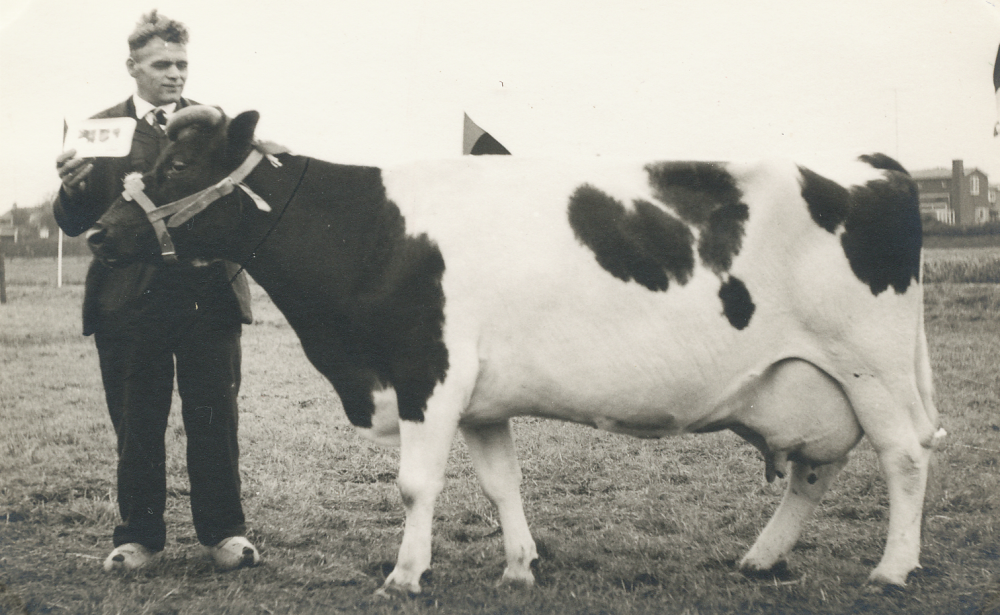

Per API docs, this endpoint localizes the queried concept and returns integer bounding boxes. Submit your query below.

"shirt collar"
[132,94,177,122]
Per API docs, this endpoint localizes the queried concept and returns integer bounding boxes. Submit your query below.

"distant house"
[912,160,996,225]
[0,209,20,245]
[0,205,59,243]
[0,202,90,257]
[0,221,15,244]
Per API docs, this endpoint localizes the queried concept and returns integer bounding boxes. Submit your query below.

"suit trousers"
[94,269,247,552]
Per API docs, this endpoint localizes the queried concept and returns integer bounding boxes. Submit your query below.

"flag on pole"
[463,113,510,155]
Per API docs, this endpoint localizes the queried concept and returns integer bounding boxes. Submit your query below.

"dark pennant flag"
[463,113,511,155]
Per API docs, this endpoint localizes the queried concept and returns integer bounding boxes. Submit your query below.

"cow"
[88,105,945,594]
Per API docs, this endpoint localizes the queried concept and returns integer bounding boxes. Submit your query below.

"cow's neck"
[231,156,448,426]
[238,157,401,314]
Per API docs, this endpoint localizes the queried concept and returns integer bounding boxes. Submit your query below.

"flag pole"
[57,228,63,288]
[58,120,68,288]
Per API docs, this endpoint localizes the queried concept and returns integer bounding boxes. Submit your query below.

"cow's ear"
[228,111,260,152]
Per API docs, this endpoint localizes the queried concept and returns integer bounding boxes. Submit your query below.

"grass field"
[1,253,998,614]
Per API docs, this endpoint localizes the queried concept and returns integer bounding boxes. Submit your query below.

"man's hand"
[56,149,93,196]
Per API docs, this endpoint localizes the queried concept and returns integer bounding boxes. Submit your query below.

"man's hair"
[128,10,188,53]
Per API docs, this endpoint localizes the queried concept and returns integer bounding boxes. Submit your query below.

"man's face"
[127,37,188,106]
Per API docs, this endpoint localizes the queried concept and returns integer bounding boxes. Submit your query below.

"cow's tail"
[916,253,946,512]
[916,251,945,450]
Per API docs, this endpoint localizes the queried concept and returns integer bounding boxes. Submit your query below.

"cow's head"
[88,106,263,266]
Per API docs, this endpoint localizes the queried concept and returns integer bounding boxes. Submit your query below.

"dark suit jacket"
[53,97,252,336]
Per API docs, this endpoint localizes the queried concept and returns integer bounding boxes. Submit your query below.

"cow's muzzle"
[86,224,120,267]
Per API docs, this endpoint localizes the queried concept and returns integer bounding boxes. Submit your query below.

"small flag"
[463,113,510,155]
[993,42,999,136]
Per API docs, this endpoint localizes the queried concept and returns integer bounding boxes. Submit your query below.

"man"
[53,10,259,572]
[994,42,999,137]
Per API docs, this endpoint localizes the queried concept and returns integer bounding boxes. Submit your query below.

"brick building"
[912,160,997,225]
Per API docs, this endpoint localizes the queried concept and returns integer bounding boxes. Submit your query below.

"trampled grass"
[1,253,998,614]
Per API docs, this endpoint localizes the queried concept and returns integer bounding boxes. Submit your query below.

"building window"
[970,176,980,195]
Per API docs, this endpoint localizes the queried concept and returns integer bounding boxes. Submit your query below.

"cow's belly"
[463,344,721,434]
[461,316,788,435]
[465,349,862,468]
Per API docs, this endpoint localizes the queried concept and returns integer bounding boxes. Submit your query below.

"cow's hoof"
[375,581,421,598]
[375,566,430,597]
[497,560,538,588]
[738,545,782,573]
[103,543,155,572]
[738,552,784,573]
[867,566,912,587]
[739,559,792,580]
[207,536,261,571]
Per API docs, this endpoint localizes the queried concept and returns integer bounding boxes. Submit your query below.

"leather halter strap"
[121,176,180,263]
[121,144,284,263]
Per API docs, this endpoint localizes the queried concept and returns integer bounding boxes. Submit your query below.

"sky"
[1,0,998,216]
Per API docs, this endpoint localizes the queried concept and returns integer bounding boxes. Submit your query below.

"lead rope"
[228,157,310,286]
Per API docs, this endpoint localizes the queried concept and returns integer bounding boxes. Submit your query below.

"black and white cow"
[89,107,945,593]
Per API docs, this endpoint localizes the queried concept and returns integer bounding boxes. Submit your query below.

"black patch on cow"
[799,166,850,233]
[644,162,749,274]
[359,228,449,423]
[645,162,742,225]
[718,276,755,330]
[567,185,695,291]
[250,159,449,427]
[858,153,909,176]
[841,164,922,295]
[700,201,750,274]
[799,155,921,296]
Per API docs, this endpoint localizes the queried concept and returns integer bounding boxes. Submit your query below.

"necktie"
[150,109,167,134]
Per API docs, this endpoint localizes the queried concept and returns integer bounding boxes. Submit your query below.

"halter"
[121,143,285,263]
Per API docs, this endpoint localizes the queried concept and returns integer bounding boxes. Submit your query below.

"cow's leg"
[379,408,460,596]
[740,457,846,573]
[846,377,937,586]
[867,432,934,586]
[461,420,538,586]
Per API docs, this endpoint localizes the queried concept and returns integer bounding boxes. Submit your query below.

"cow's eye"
[170,161,188,173]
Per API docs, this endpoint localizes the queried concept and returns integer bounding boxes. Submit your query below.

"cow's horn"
[166,105,224,140]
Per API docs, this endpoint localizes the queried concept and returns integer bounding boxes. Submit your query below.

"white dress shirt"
[132,95,177,126]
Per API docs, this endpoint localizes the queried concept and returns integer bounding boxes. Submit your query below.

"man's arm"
[52,149,115,237]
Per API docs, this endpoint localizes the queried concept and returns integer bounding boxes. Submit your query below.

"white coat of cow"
[89,107,945,594]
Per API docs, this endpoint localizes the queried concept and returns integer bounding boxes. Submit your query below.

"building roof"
[911,168,951,180]
[912,166,987,180]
